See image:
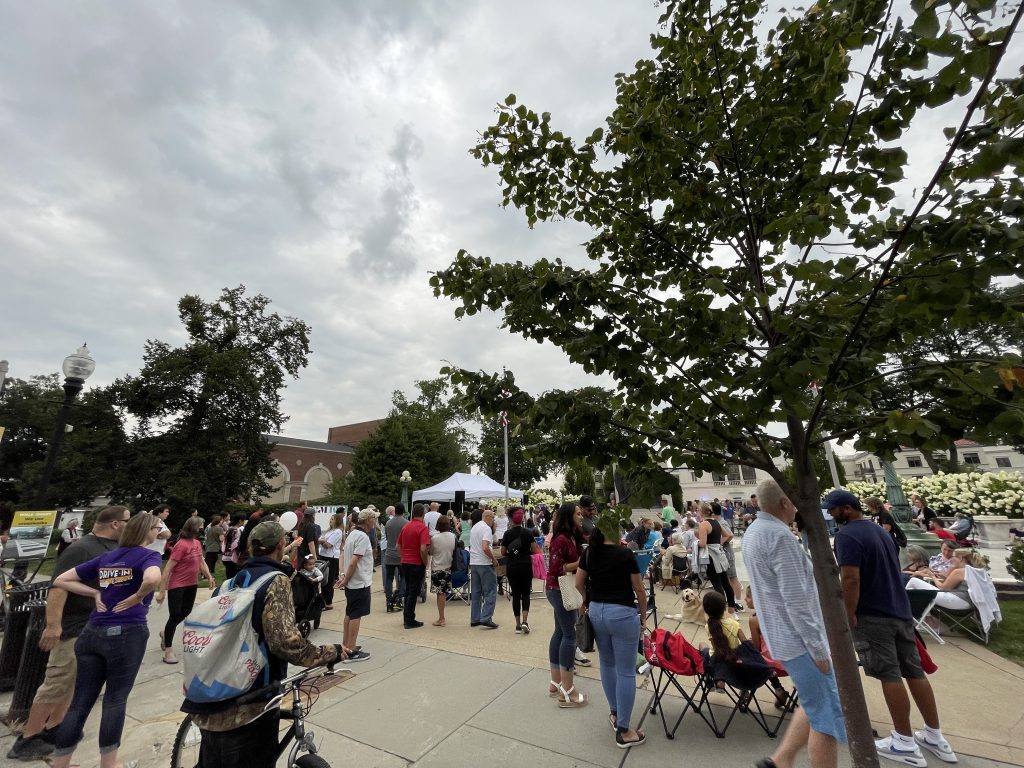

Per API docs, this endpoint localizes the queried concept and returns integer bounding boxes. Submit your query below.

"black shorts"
[853,614,924,682]
[345,586,371,619]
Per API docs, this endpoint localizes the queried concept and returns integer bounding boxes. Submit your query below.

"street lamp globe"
[62,344,96,381]
[400,470,412,483]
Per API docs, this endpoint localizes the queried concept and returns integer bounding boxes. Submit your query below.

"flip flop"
[432,620,446,626]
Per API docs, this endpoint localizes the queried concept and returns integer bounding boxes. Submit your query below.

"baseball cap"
[823,489,862,511]
[249,521,286,550]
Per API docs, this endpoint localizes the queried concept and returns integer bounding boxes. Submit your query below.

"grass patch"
[989,600,1024,667]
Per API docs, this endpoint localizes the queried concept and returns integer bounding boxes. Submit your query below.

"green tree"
[392,376,477,457]
[476,416,560,490]
[562,458,595,498]
[112,286,310,513]
[0,376,126,507]
[342,409,468,512]
[432,1,1024,762]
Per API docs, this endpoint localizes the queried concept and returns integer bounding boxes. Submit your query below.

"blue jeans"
[589,602,641,730]
[383,562,405,603]
[53,622,149,755]
[470,565,497,623]
[546,589,578,671]
[199,709,280,768]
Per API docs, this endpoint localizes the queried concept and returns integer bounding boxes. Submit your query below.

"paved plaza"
[1,545,1022,768]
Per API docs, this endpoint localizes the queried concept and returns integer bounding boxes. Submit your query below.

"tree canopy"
[337,380,471,510]
[0,375,125,507]
[432,0,1024,762]
[112,285,310,512]
[476,416,560,490]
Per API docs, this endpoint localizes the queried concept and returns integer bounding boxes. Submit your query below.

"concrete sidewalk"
[2,569,1021,767]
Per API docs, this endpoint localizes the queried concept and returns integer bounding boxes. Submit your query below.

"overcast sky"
[0,1,663,440]
[2,3,1016,450]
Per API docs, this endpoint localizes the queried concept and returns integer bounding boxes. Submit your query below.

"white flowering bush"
[846,472,1024,518]
[480,487,563,512]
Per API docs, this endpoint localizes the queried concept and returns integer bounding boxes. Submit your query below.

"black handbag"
[576,612,595,653]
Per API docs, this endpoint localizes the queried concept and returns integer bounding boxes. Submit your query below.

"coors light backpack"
[182,570,280,704]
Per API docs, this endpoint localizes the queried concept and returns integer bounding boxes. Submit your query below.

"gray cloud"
[0,1,707,441]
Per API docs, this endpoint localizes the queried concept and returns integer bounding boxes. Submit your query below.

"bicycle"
[171,664,336,768]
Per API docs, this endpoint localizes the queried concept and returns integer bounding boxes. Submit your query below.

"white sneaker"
[574,648,592,666]
[915,730,958,763]
[876,734,927,767]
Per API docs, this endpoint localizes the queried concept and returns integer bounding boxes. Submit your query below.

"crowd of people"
[6,481,997,767]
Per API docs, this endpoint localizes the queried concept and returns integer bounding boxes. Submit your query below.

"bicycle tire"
[294,754,331,768]
[170,713,202,768]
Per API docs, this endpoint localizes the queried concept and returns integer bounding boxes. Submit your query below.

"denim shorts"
[781,653,847,743]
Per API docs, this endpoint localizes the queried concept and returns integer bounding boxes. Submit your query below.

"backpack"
[451,539,467,574]
[645,628,704,676]
[221,526,239,557]
[893,522,908,549]
[182,570,280,704]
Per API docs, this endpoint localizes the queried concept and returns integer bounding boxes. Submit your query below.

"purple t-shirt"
[75,546,162,625]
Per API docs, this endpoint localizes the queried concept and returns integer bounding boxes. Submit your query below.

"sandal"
[433,619,446,627]
[557,685,588,708]
[615,729,646,749]
[609,712,618,731]
[774,688,790,710]
[548,680,562,698]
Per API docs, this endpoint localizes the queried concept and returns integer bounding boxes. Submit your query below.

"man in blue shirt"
[828,489,958,767]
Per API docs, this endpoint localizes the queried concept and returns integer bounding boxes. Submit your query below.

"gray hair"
[755,478,788,516]
[671,531,685,545]
[905,545,930,568]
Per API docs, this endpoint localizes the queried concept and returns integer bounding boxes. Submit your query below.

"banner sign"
[1,509,58,561]
[309,505,345,532]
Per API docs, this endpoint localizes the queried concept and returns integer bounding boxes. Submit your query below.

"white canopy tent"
[411,472,523,503]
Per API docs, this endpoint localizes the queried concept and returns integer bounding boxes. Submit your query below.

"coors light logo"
[182,631,212,655]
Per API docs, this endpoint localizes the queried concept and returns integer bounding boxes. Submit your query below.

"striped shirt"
[743,513,830,662]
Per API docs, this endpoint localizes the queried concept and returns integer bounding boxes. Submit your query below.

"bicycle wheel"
[170,714,202,768]
[294,754,331,768]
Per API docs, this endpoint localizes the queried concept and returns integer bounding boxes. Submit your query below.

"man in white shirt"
[745,479,844,768]
[424,502,442,538]
[469,509,499,629]
[335,509,377,662]
[147,504,172,557]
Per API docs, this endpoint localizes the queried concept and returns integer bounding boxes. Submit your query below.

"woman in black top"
[500,506,541,634]
[698,502,739,612]
[575,527,648,749]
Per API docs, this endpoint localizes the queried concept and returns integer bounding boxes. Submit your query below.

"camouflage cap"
[249,520,286,550]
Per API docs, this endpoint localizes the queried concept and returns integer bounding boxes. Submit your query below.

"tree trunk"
[786,421,880,768]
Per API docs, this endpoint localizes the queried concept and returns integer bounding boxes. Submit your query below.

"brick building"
[262,420,385,505]
[326,419,385,447]
[262,435,355,505]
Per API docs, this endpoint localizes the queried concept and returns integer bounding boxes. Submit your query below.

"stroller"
[292,559,328,638]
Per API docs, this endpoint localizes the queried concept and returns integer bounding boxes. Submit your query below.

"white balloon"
[279,511,298,532]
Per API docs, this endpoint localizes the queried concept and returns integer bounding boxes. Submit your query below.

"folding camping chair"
[446,547,471,605]
[907,588,944,645]
[931,566,1002,645]
[702,640,794,738]
[644,628,720,739]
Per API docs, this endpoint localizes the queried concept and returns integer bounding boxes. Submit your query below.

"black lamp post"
[34,344,96,508]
